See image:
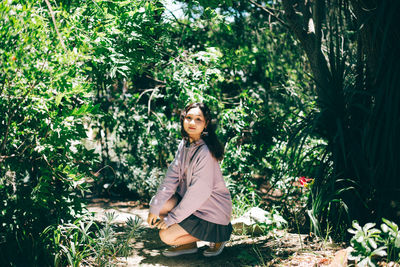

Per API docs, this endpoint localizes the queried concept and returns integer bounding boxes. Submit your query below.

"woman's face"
[183,107,207,142]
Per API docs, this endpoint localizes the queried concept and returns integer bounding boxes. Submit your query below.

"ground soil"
[87,198,345,267]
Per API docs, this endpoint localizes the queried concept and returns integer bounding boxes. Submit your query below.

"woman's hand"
[147,212,168,229]
[154,220,168,230]
[147,212,159,228]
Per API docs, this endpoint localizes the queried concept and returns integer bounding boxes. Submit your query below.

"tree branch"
[45,0,67,53]
[249,0,289,27]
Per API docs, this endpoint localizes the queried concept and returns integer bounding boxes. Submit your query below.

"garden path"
[87,198,343,266]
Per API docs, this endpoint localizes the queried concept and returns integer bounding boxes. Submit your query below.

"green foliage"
[230,190,260,219]
[347,219,400,266]
[3,0,398,264]
[280,0,400,231]
[348,221,386,266]
[258,208,288,233]
[87,1,319,245]
[306,178,354,240]
[46,212,142,267]
[78,0,314,218]
[380,219,400,263]
[0,1,98,265]
[95,46,225,198]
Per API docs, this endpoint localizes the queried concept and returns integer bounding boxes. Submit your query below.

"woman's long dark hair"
[180,102,224,161]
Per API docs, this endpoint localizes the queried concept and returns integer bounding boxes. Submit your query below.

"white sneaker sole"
[162,248,198,257]
[203,242,227,257]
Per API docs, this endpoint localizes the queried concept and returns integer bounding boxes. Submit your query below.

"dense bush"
[0,1,97,265]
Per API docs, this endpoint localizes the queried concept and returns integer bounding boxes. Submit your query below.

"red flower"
[299,176,314,187]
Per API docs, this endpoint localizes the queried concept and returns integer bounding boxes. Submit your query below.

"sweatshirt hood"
[184,138,205,148]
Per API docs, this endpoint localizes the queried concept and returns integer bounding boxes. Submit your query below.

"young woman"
[147,102,232,257]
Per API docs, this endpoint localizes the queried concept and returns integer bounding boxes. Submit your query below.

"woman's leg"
[157,195,199,246]
[159,224,199,246]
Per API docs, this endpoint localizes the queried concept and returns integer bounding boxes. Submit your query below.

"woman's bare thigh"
[159,223,199,246]
[157,195,198,246]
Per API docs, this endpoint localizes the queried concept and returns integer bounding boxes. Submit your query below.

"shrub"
[0,1,97,265]
[348,219,400,266]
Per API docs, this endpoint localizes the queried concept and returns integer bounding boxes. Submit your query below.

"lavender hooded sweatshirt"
[149,138,232,227]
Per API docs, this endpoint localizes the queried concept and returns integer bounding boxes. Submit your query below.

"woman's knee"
[159,229,174,245]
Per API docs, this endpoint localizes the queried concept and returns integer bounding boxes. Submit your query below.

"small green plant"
[231,188,260,219]
[348,219,400,266]
[258,208,288,233]
[380,218,400,262]
[348,220,386,266]
[233,206,288,237]
[46,212,143,267]
[300,176,352,240]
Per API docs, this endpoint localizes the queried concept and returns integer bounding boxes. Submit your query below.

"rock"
[328,247,352,267]
[231,207,271,235]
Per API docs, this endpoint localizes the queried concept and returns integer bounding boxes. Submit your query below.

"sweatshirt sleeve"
[148,141,183,216]
[163,148,214,226]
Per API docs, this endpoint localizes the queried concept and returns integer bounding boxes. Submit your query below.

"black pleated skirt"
[178,214,233,243]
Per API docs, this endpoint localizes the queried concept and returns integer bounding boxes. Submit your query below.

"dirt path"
[87,199,343,266]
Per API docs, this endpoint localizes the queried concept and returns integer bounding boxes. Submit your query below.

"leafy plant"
[47,212,142,267]
[380,218,400,262]
[0,1,97,265]
[348,219,400,266]
[258,208,288,233]
[348,221,386,266]
[306,178,353,240]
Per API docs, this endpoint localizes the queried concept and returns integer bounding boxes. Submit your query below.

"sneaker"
[203,241,227,257]
[162,242,198,257]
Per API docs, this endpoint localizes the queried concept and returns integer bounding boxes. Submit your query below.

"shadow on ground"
[122,227,261,267]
